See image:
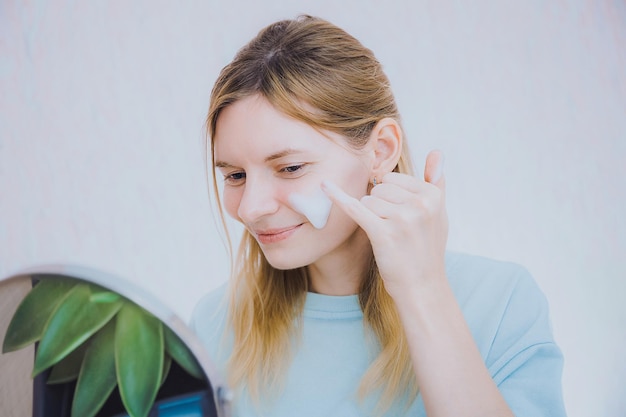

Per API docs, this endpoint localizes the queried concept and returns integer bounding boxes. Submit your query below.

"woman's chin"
[262,250,313,271]
[265,257,309,271]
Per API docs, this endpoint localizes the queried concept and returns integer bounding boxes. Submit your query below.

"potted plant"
[2,275,214,417]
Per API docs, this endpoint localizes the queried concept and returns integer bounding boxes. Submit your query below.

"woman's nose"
[237,178,280,224]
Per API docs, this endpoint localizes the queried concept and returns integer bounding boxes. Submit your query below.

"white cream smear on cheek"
[287,186,333,229]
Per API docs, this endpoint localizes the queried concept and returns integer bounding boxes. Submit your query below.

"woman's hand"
[322,150,448,303]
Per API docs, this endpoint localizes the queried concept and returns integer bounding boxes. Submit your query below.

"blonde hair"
[206,15,417,412]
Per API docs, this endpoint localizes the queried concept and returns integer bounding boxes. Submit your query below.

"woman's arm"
[323,151,514,416]
[393,276,513,417]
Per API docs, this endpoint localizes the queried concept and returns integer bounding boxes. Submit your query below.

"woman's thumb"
[424,150,445,186]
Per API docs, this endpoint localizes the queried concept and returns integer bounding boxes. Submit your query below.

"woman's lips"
[254,224,303,244]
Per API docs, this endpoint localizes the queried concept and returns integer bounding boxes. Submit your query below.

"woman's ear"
[370,117,403,178]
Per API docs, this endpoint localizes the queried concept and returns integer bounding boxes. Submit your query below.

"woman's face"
[213,94,373,270]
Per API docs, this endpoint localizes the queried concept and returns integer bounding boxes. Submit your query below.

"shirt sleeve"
[486,268,567,416]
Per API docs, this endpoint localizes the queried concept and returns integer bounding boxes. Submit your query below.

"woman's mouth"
[254,224,303,244]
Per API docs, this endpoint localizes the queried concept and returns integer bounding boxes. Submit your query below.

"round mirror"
[0,265,231,417]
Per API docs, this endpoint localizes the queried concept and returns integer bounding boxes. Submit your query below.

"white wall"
[1,1,624,415]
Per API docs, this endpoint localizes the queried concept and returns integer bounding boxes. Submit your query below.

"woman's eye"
[280,164,304,174]
[224,172,246,184]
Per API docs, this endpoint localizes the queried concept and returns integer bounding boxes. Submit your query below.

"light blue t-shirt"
[191,252,567,416]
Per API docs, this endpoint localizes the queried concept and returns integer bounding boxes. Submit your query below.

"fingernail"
[431,152,445,183]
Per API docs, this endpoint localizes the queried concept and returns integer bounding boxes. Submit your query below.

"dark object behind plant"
[32,359,215,417]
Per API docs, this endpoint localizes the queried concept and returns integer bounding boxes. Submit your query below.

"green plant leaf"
[163,325,203,379]
[47,338,90,384]
[2,278,76,353]
[90,290,121,304]
[115,303,163,417]
[33,283,122,376]
[161,354,172,387]
[71,319,118,417]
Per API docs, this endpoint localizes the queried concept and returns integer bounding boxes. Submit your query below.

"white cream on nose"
[288,186,333,229]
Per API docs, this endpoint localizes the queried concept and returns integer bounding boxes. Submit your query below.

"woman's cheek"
[222,189,243,222]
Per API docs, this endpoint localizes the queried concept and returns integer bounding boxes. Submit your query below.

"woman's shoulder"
[192,282,230,317]
[444,251,541,305]
[445,250,532,279]
[191,281,230,325]
[189,282,232,377]
[190,283,229,342]
[444,251,557,360]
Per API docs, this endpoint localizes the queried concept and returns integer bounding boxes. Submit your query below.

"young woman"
[192,15,566,417]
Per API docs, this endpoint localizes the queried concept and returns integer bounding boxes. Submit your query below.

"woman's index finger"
[380,172,425,193]
[321,180,382,232]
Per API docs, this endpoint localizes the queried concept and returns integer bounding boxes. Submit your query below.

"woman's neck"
[305,229,372,296]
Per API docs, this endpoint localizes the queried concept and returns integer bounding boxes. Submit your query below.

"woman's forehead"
[213,96,357,163]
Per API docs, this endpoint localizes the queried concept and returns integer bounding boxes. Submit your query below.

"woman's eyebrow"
[264,148,305,163]
[215,148,307,169]
[215,160,236,169]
